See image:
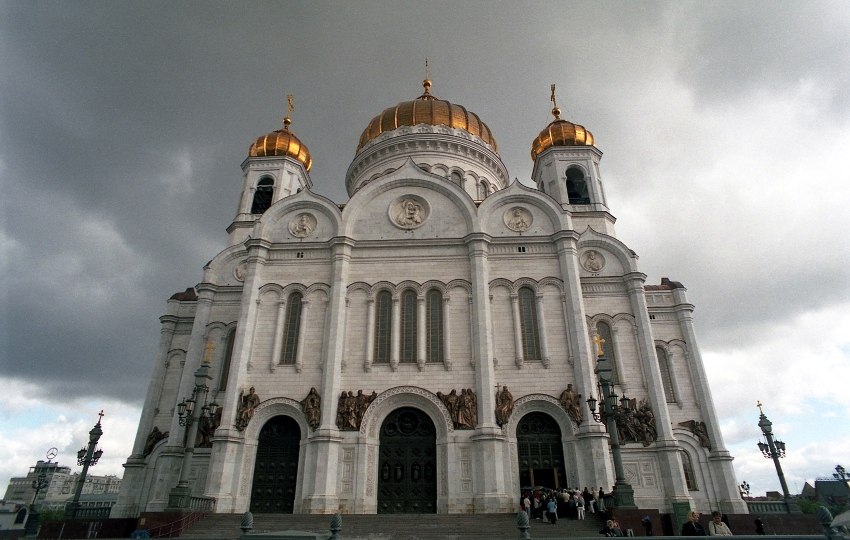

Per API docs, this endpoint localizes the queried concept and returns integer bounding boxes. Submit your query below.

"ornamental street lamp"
[756,402,800,514]
[739,480,751,498]
[166,344,218,511]
[834,465,848,484]
[586,333,637,509]
[24,449,55,536]
[65,413,105,519]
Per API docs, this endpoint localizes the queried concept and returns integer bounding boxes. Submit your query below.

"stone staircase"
[181,512,608,539]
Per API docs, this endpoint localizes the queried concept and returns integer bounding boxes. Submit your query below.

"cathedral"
[111,79,747,517]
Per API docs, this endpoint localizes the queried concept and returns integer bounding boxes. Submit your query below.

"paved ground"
[181,512,609,539]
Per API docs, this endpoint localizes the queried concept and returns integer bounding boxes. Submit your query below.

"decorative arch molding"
[576,227,639,274]
[305,283,330,298]
[346,281,373,299]
[280,283,309,299]
[203,243,249,285]
[253,189,343,240]
[166,349,186,368]
[564,162,591,179]
[478,180,567,232]
[242,397,310,444]
[538,277,565,293]
[371,281,396,298]
[488,277,564,295]
[488,278,514,293]
[359,386,454,440]
[396,280,423,296]
[421,280,448,296]
[505,394,577,438]
[258,283,285,302]
[667,339,689,353]
[445,279,472,295]
[513,277,541,295]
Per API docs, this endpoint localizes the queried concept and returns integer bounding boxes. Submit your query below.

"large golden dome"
[356,80,498,154]
[530,106,594,162]
[249,117,312,171]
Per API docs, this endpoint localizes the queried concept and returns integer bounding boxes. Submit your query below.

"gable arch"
[359,386,454,442]
[478,180,567,235]
[504,393,577,438]
[242,397,311,443]
[253,188,343,240]
[576,227,640,274]
[203,243,249,285]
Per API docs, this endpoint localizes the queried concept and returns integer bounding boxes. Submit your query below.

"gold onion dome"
[530,105,594,162]
[356,79,498,154]
[249,116,313,171]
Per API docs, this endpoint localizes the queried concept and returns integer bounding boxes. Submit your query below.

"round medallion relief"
[504,207,533,232]
[234,260,248,282]
[581,250,605,272]
[389,195,430,230]
[288,213,317,238]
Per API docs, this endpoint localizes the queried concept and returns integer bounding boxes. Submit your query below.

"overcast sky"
[1,1,848,499]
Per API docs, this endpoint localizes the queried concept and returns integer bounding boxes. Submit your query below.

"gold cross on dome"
[203,340,216,363]
[550,84,557,109]
[757,401,764,414]
[287,95,294,116]
[98,410,105,422]
[591,333,605,357]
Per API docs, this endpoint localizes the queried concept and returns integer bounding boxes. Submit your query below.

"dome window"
[565,168,589,204]
[251,177,274,214]
[451,171,463,187]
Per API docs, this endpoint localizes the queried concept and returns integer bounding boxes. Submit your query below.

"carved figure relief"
[437,388,478,429]
[495,385,514,426]
[679,420,712,450]
[234,261,248,282]
[288,213,316,238]
[389,196,429,230]
[336,389,377,431]
[195,408,222,448]
[301,387,321,430]
[143,426,169,457]
[558,384,583,425]
[504,207,532,232]
[235,387,261,431]
[611,398,658,446]
[581,250,605,272]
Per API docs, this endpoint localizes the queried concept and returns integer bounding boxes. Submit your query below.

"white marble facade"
[111,90,747,518]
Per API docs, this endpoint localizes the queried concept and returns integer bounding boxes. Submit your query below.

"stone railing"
[747,500,790,514]
[69,505,112,519]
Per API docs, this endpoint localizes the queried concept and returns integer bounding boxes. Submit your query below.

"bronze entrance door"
[250,415,301,513]
[377,407,437,513]
[516,412,566,489]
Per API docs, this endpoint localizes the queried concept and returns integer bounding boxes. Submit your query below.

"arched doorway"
[377,407,437,513]
[516,411,566,489]
[250,415,301,513]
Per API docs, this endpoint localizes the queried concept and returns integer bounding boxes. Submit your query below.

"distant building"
[801,482,816,500]
[2,460,121,511]
[814,479,850,507]
[0,500,28,531]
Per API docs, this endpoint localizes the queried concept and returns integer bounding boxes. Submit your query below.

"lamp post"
[165,345,218,511]
[739,481,751,499]
[23,449,54,536]
[756,402,800,514]
[586,333,636,509]
[65,413,105,519]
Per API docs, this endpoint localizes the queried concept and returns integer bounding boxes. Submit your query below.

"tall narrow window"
[251,177,274,214]
[280,292,303,364]
[518,287,541,360]
[219,328,236,391]
[681,450,698,490]
[451,171,463,186]
[566,168,589,204]
[656,346,676,403]
[426,289,443,363]
[399,290,417,363]
[596,321,620,384]
[374,291,392,364]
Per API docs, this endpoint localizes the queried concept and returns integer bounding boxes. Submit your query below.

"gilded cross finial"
[591,333,605,357]
[550,84,561,120]
[203,340,216,363]
[283,95,294,129]
[423,58,432,95]
[757,401,764,415]
[97,410,105,423]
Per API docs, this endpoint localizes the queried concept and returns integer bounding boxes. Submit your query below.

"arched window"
[373,291,392,364]
[565,167,589,204]
[251,177,274,214]
[219,327,236,391]
[596,321,620,384]
[477,180,490,200]
[656,346,676,403]
[518,287,541,361]
[280,292,303,364]
[399,290,417,363]
[681,450,698,490]
[426,289,443,363]
[15,508,26,524]
[450,171,463,187]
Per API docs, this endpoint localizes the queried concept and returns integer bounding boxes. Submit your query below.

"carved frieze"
[581,250,605,272]
[288,213,316,238]
[389,195,429,230]
[504,207,532,232]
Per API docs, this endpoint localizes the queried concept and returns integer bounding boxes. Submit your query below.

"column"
[670,287,748,513]
[534,293,550,368]
[269,298,287,373]
[202,239,269,512]
[510,293,523,368]
[624,273,691,506]
[301,237,353,513]
[417,295,426,370]
[442,296,452,371]
[466,233,512,512]
[552,232,611,491]
[294,299,309,373]
[364,299,375,372]
[390,295,400,371]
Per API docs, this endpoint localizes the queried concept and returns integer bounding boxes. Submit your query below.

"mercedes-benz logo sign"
[46,447,58,460]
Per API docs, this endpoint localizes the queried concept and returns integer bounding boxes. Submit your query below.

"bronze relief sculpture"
[336,389,377,430]
[301,387,321,430]
[559,384,583,425]
[437,388,478,429]
[495,385,514,426]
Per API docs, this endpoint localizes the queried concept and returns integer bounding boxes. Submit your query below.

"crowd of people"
[520,486,610,525]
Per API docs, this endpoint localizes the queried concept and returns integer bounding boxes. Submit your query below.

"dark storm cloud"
[1,1,848,406]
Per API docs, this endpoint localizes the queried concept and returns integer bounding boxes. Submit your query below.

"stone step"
[181,512,609,539]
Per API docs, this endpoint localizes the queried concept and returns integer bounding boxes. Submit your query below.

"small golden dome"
[357,80,498,154]
[249,118,312,171]
[530,107,594,162]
